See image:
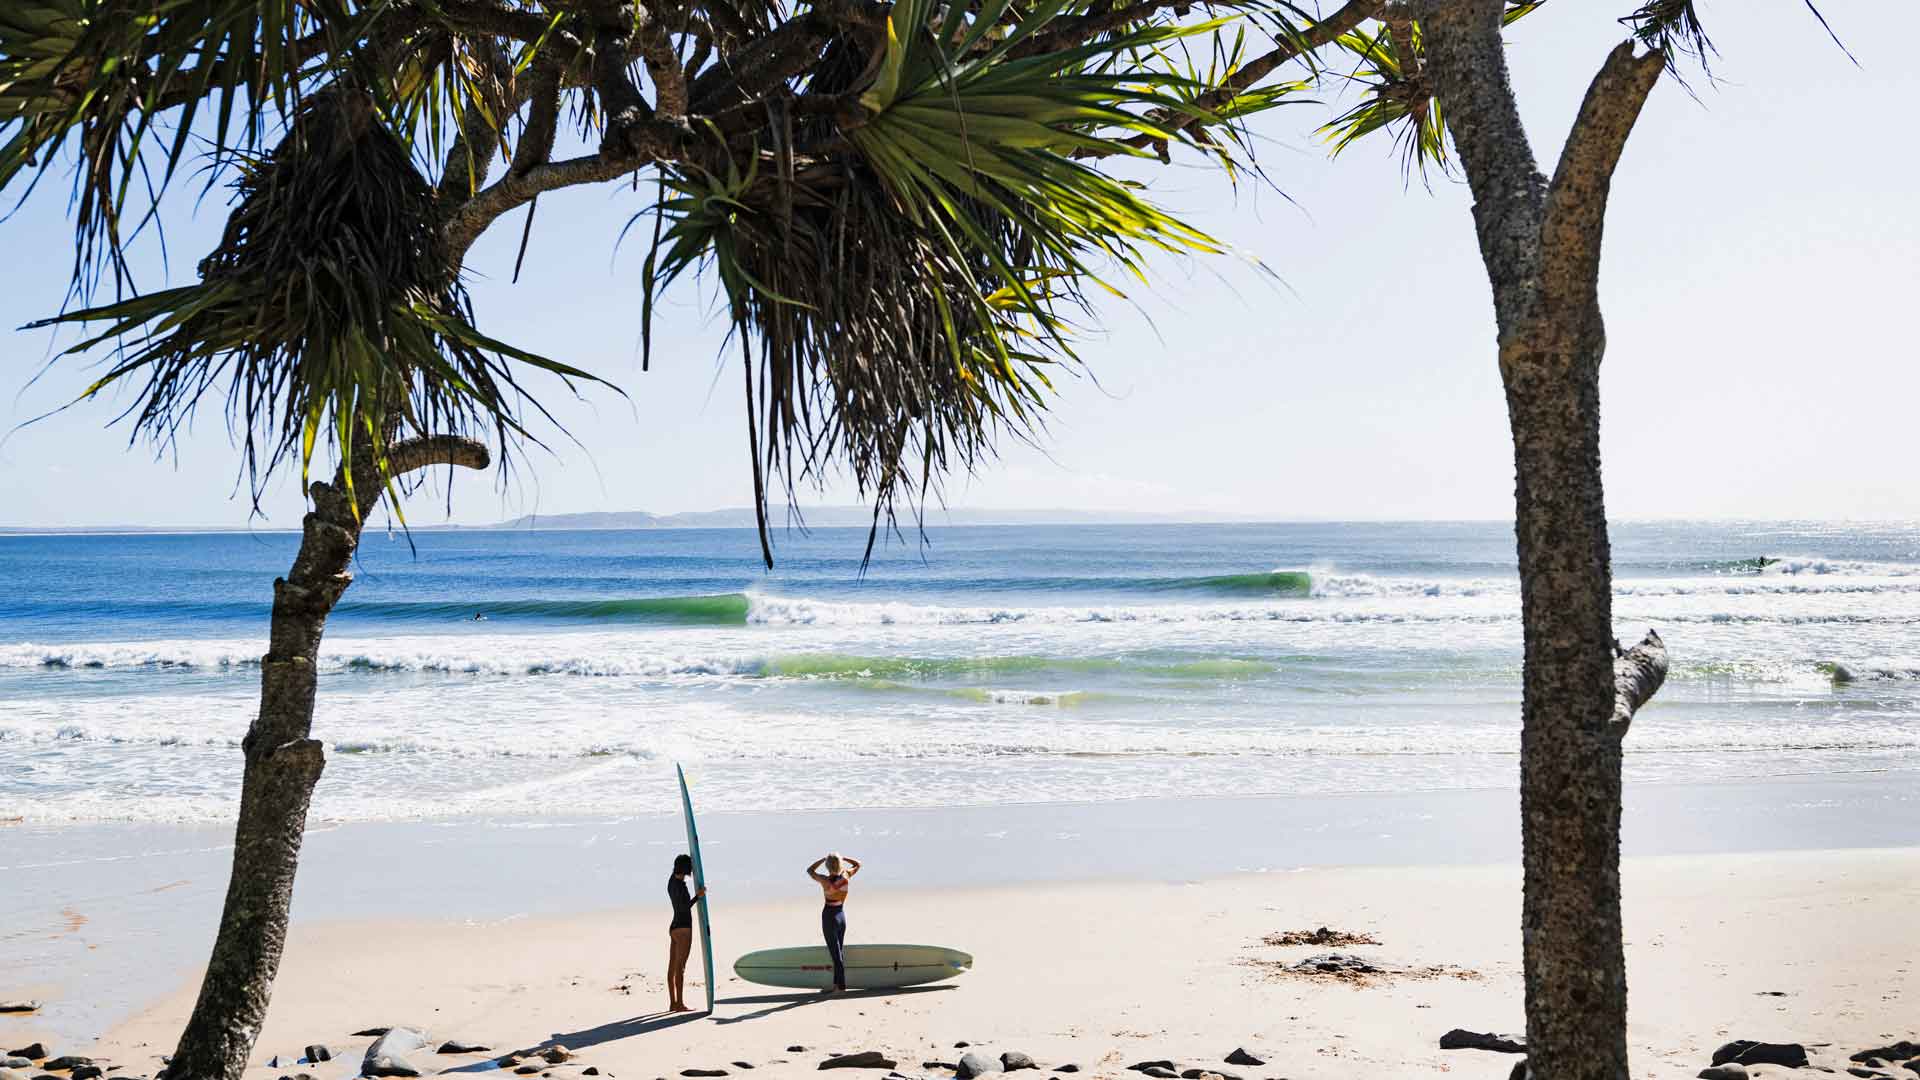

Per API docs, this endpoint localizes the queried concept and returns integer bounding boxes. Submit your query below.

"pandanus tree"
[0,0,1849,1077]
[2,0,1232,1076]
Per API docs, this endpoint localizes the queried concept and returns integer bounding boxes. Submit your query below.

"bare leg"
[668,929,692,1011]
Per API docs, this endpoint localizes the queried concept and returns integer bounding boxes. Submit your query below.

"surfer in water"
[807,852,861,992]
[667,854,705,1012]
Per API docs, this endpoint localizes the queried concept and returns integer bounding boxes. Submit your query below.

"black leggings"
[821,904,847,988]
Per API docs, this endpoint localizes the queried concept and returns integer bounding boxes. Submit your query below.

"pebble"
[681,1071,728,1077]
[1439,1031,1526,1055]
[1225,1052,1264,1069]
[732,1065,754,1071]
[438,1043,491,1055]
[956,1054,1001,1080]
[1713,1043,1809,1069]
[1291,954,1381,976]
[1699,1067,1749,1080]
[1000,1054,1036,1073]
[515,1067,541,1075]
[303,1047,331,1064]
[820,1054,896,1071]
[362,1029,430,1079]
[72,1069,103,1080]
[353,1030,390,1038]
[0,1004,41,1015]
[543,1048,574,1065]
[9,1051,46,1064]
[584,1070,600,1076]
[499,1056,522,1068]
[1854,1048,1920,1065]
[789,1049,809,1055]
[954,1045,970,1051]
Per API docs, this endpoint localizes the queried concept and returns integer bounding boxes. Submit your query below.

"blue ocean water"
[2,520,1917,823]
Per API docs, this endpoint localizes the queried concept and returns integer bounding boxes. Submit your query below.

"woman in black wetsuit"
[667,854,704,1012]
[806,852,861,992]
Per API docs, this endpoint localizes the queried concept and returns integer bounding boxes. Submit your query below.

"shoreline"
[4,774,1917,1054]
[17,848,1917,1080]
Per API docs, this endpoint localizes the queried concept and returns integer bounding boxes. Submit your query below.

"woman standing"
[667,854,705,1012]
[806,852,862,992]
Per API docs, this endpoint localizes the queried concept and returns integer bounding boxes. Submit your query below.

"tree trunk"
[167,436,488,1080]
[1417,3,1670,1079]
[1504,323,1629,1080]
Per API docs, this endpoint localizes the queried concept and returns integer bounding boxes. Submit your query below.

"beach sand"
[53,847,1918,1080]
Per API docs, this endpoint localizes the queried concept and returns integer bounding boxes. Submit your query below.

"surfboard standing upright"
[676,764,715,1013]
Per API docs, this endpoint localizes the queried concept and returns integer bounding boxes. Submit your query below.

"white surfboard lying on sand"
[733,944,973,990]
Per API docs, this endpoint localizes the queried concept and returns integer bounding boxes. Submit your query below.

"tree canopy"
[0,0,1827,550]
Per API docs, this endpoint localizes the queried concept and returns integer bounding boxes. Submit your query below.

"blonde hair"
[824,852,843,876]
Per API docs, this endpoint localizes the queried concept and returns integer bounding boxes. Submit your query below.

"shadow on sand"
[713,984,955,1025]
[545,1011,708,1051]
[439,1011,708,1070]
[437,985,957,1063]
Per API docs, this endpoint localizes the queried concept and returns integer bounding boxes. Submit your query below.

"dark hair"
[673,854,694,876]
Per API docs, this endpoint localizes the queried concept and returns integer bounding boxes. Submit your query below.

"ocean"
[3,520,1917,827]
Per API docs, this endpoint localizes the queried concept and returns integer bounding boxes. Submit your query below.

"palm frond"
[639,0,1228,562]
[0,0,345,292]
[1621,0,1715,75]
[31,87,609,516]
[1317,21,1446,178]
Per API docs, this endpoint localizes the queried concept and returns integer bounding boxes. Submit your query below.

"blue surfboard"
[676,763,715,1013]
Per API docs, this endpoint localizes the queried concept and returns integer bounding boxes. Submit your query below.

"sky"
[2,2,1915,528]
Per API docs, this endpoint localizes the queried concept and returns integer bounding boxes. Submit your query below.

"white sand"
[72,848,1918,1080]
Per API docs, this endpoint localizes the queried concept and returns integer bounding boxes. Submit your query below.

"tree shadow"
[712,984,955,1025]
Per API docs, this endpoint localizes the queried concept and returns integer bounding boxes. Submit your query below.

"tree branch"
[1419,0,1545,331]
[437,38,518,203]
[445,143,677,266]
[1078,0,1381,159]
[1015,0,1193,57]
[1539,40,1663,311]
[386,434,493,476]
[588,0,667,158]
[510,63,564,176]
[422,0,582,49]
[1383,10,1428,121]
[635,3,688,121]
[1610,629,1668,735]
[310,435,491,523]
[688,0,886,111]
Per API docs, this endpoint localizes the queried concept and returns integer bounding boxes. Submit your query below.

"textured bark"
[1418,3,1667,1080]
[165,436,489,1080]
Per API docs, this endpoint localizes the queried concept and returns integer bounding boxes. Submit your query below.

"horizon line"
[1,511,1913,536]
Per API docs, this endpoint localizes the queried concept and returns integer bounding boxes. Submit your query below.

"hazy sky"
[2,2,1914,528]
